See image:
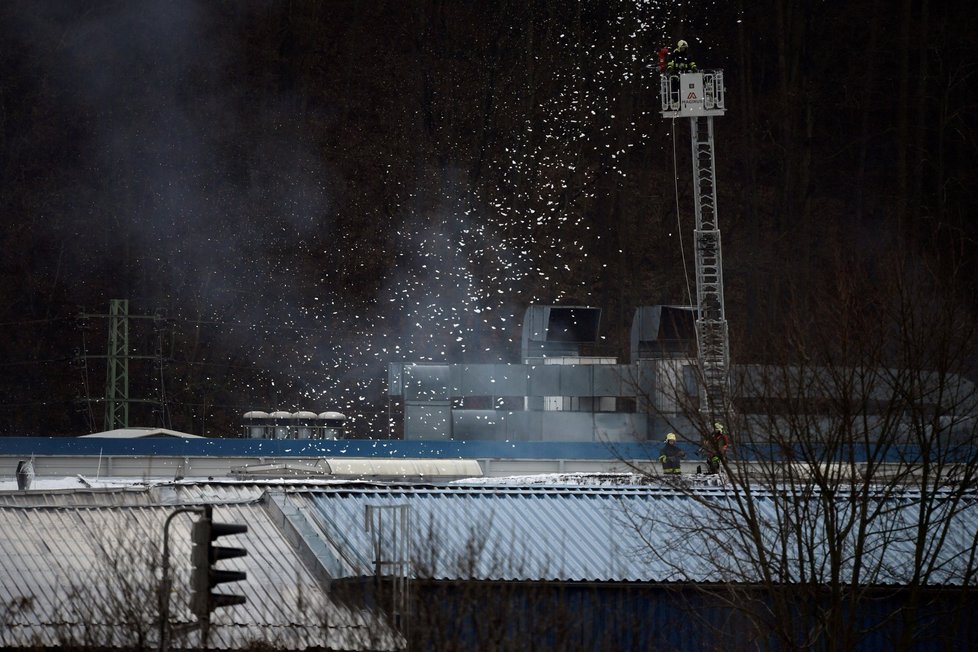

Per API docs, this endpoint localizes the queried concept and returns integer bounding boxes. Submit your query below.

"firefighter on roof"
[706,422,729,474]
[659,432,686,475]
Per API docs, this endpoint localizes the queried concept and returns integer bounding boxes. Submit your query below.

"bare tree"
[626,250,978,650]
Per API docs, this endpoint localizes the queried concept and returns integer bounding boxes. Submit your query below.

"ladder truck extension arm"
[660,70,730,423]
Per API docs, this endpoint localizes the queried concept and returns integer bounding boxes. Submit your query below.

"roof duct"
[521,305,602,362]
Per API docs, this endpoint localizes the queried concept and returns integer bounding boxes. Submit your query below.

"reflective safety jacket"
[667,49,697,72]
[658,441,686,472]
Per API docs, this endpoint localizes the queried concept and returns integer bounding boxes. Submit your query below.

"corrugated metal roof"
[0,498,397,650]
[4,481,975,649]
[284,485,694,583]
[285,484,978,586]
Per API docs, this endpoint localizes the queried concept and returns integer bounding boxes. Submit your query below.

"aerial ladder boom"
[660,71,729,421]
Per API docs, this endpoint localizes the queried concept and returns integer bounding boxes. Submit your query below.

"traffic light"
[190,506,248,621]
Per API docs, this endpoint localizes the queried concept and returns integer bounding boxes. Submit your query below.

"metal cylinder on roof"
[293,410,319,439]
[242,411,271,438]
[268,410,292,439]
[318,411,347,440]
[16,460,34,491]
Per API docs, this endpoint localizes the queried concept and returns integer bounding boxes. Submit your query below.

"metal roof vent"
[16,459,34,491]
[631,305,697,361]
[521,305,602,362]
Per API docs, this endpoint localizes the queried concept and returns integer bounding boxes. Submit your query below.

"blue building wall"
[0,436,667,460]
[354,580,978,651]
[0,436,962,464]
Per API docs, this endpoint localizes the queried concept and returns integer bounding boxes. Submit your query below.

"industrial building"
[2,66,976,651]
[1,479,975,650]
[388,304,703,443]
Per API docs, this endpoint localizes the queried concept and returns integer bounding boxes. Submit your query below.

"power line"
[168,317,330,334]
[0,358,74,367]
[0,317,69,328]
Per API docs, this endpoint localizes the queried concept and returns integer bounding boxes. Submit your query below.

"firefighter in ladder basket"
[662,39,698,102]
[666,39,697,73]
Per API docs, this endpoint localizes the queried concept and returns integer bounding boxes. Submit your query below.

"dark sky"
[1,1,975,436]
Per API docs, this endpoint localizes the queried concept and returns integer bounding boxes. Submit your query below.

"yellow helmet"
[677,39,688,51]
[666,432,677,442]
[714,422,724,433]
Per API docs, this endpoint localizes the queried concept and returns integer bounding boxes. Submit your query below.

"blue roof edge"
[0,436,666,460]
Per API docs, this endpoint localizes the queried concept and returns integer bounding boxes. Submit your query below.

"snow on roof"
[79,427,204,439]
[0,475,373,495]
[451,472,680,487]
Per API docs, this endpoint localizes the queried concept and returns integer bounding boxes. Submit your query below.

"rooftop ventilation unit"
[521,305,602,362]
[630,305,698,361]
[241,410,346,440]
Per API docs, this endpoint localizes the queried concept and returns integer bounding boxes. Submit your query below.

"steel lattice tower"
[104,298,129,430]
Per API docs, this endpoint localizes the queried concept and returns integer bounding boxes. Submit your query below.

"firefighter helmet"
[666,432,677,442]
[714,422,724,433]
[677,39,688,51]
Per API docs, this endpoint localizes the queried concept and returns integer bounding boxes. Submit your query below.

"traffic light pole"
[190,505,249,648]
[158,507,206,652]
[157,506,249,650]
